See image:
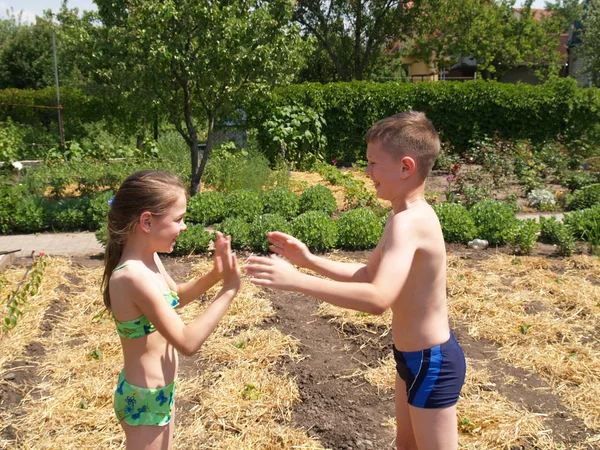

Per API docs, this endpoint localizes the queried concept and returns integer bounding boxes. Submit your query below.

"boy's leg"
[395,373,418,450]
[408,404,458,450]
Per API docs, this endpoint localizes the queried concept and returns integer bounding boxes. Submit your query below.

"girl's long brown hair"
[101,170,186,310]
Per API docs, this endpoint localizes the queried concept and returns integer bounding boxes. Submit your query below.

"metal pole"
[52,31,66,154]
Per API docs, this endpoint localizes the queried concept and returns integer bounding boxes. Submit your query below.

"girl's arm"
[130,238,241,355]
[156,232,228,307]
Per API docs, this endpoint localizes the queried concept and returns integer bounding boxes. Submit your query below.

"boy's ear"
[399,156,416,179]
[139,212,153,233]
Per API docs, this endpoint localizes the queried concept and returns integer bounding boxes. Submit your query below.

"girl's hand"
[243,254,301,291]
[212,231,226,279]
[267,231,313,268]
[220,236,241,292]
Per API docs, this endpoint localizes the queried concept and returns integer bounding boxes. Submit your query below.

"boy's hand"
[267,232,312,268]
[243,254,300,291]
[220,235,241,292]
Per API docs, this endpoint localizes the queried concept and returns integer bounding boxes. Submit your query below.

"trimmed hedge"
[246,79,600,162]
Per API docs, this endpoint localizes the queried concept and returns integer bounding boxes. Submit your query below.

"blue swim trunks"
[393,332,466,409]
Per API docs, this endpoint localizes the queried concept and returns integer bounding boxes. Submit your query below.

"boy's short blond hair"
[365,111,441,180]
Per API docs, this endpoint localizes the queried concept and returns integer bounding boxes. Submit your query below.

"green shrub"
[564,205,600,254]
[561,170,597,191]
[0,184,23,233]
[187,191,226,225]
[299,184,337,216]
[172,225,213,256]
[246,78,600,159]
[88,190,113,230]
[539,216,575,256]
[51,197,91,231]
[224,190,263,222]
[262,187,299,219]
[506,219,540,255]
[336,208,383,250]
[432,203,477,244]
[470,200,519,245]
[250,214,291,252]
[527,189,557,211]
[291,211,337,252]
[568,184,600,211]
[12,197,46,233]
[215,217,252,250]
[95,226,108,247]
[258,105,327,170]
[204,143,276,192]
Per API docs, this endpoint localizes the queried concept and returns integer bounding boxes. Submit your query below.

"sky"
[0,0,97,22]
[0,0,551,23]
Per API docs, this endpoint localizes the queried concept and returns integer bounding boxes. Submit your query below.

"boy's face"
[365,140,406,201]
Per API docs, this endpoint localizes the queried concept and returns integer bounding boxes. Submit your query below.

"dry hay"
[289,171,346,210]
[0,257,325,449]
[361,355,566,449]
[448,253,600,431]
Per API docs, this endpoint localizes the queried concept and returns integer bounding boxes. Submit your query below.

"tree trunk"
[193,114,214,194]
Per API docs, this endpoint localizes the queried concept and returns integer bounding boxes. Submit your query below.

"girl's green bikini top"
[111,263,180,339]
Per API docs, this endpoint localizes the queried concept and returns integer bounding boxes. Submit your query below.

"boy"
[243,111,466,450]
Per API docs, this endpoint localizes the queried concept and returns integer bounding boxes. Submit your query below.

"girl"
[101,170,240,449]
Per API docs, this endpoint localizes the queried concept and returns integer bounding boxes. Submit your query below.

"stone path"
[0,232,103,258]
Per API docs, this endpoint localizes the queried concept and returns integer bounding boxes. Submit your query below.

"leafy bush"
[564,205,600,254]
[506,219,540,255]
[204,143,279,192]
[246,78,600,159]
[172,225,213,256]
[258,105,327,170]
[299,184,337,216]
[568,184,600,211]
[12,197,46,233]
[432,203,477,244]
[187,191,226,225]
[470,200,519,245]
[249,214,290,252]
[50,197,91,231]
[262,187,299,219]
[336,208,383,249]
[224,189,263,222]
[291,211,338,252]
[215,217,252,250]
[87,190,113,230]
[539,216,575,256]
[561,170,598,191]
[527,189,556,211]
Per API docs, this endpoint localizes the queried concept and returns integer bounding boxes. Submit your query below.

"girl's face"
[150,190,187,253]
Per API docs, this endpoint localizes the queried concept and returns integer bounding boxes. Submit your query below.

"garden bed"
[1,248,599,449]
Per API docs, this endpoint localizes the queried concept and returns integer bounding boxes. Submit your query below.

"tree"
[543,0,584,34]
[407,0,564,79]
[581,0,599,85]
[94,0,303,194]
[293,0,427,81]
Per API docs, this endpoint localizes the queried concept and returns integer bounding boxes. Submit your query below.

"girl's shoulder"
[110,260,152,287]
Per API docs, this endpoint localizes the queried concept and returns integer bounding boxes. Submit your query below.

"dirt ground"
[2,243,598,449]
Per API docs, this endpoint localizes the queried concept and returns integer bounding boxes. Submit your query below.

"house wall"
[498,66,540,85]
[401,57,439,82]
[568,51,592,88]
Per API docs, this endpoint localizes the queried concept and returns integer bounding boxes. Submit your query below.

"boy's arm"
[246,220,415,315]
[267,231,369,282]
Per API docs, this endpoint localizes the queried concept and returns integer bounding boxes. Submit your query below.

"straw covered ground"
[1,246,599,449]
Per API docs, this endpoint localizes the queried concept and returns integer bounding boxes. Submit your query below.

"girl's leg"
[408,404,458,450]
[395,373,418,450]
[121,421,171,450]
